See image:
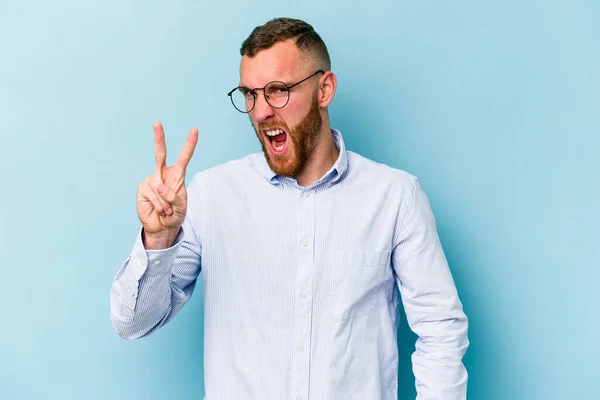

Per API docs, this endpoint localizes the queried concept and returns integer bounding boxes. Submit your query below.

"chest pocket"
[323,250,392,321]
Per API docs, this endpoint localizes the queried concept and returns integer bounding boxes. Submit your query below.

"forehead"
[239,40,306,87]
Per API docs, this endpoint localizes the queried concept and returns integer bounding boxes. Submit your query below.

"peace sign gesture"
[136,123,198,249]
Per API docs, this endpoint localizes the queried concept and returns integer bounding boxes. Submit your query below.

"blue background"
[1,1,598,399]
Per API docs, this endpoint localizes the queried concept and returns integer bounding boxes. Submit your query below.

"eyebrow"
[235,85,255,94]
[237,80,294,92]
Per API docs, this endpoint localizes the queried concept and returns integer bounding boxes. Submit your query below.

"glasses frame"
[227,70,325,113]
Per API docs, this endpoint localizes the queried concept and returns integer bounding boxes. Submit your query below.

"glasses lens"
[231,88,254,113]
[265,82,289,108]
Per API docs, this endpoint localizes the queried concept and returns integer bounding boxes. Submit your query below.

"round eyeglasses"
[227,70,325,113]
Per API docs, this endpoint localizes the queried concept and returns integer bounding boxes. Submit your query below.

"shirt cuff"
[129,227,185,279]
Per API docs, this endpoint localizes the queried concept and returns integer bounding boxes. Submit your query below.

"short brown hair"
[240,18,331,70]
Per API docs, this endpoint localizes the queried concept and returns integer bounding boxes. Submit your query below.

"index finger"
[154,122,167,174]
[176,128,199,170]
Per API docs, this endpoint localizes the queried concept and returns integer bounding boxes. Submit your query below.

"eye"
[239,88,257,99]
[267,84,289,97]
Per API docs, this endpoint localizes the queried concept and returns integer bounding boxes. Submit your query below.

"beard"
[253,95,322,177]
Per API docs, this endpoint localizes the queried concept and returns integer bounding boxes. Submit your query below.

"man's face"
[240,40,323,177]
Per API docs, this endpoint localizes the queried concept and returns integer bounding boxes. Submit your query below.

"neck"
[294,122,339,187]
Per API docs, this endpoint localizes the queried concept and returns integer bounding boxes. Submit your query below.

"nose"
[251,92,275,122]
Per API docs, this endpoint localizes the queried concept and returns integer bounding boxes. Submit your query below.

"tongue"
[272,132,287,143]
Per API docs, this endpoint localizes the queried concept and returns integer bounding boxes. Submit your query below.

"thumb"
[156,183,185,209]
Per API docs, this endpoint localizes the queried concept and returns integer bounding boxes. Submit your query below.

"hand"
[136,122,198,246]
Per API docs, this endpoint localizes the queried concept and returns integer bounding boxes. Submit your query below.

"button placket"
[290,189,315,400]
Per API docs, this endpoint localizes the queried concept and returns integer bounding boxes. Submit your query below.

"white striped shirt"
[110,129,469,399]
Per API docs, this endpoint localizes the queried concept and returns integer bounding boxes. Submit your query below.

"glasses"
[227,70,325,113]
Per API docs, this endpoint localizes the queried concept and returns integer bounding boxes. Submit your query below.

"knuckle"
[162,192,175,204]
[138,183,150,196]
[153,200,163,211]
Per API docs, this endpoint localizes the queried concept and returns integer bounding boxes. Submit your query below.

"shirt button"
[297,344,304,352]
[302,191,309,199]
[152,259,161,265]
[301,238,309,248]
[300,292,307,299]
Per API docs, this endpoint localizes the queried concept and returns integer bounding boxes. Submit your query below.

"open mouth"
[263,128,288,155]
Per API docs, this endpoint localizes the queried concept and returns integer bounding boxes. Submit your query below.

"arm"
[110,122,201,340]
[110,215,202,340]
[392,178,469,399]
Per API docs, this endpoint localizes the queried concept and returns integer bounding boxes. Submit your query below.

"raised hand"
[136,122,198,249]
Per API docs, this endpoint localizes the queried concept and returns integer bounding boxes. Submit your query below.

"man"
[110,17,469,400]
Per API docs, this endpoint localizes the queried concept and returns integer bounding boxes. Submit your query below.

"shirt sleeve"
[391,178,469,400]
[109,213,202,340]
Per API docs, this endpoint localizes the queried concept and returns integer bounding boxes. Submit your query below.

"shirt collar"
[254,128,349,187]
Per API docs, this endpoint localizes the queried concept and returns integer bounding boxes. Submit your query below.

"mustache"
[248,116,288,131]
[258,121,289,131]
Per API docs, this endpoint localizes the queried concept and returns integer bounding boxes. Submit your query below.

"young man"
[110,17,469,400]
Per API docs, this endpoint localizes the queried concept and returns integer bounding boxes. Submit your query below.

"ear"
[317,71,337,108]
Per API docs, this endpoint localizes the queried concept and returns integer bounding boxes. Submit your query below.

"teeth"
[265,129,283,137]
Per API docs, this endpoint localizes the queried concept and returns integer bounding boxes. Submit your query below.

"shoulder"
[187,152,264,188]
[346,150,418,194]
